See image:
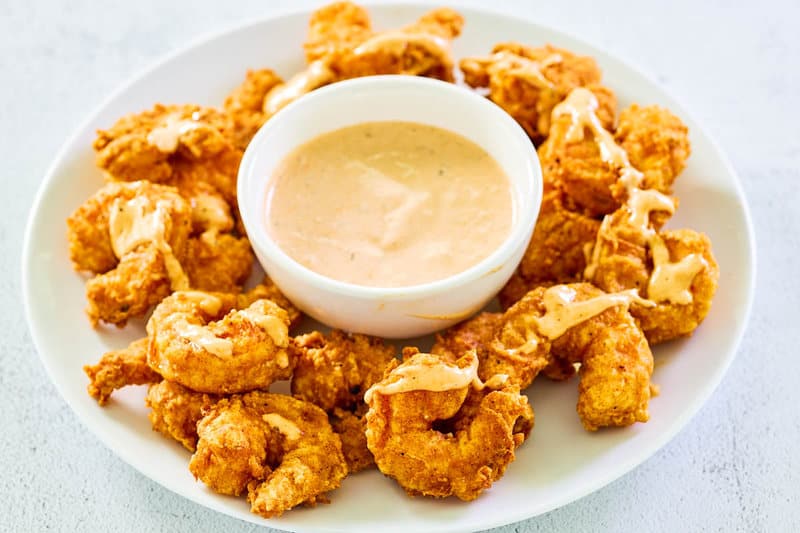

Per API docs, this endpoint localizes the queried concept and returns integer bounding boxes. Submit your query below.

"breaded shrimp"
[615,104,691,195]
[290,329,395,472]
[364,351,533,500]
[291,330,396,412]
[183,233,254,294]
[67,181,193,326]
[587,223,719,344]
[498,191,600,310]
[494,283,655,430]
[189,392,348,517]
[145,380,219,451]
[460,43,614,141]
[84,337,160,405]
[147,291,294,394]
[304,1,373,63]
[94,104,235,184]
[265,6,463,115]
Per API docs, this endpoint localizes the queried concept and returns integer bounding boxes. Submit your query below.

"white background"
[3,0,798,531]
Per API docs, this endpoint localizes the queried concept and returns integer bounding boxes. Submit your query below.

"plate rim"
[21,3,757,531]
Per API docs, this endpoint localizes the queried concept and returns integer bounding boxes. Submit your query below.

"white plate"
[22,4,756,532]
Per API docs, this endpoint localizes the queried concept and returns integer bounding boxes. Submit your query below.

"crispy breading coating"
[290,329,395,472]
[536,91,630,218]
[189,393,347,517]
[68,181,193,326]
[498,191,600,310]
[147,291,294,394]
[461,43,613,141]
[365,352,533,500]
[95,104,233,181]
[329,407,373,473]
[264,6,463,115]
[304,1,373,63]
[243,277,303,329]
[587,225,719,344]
[145,380,219,451]
[291,330,396,412]
[495,283,654,430]
[615,104,691,195]
[183,233,254,294]
[223,69,284,150]
[84,338,160,405]
[84,246,175,327]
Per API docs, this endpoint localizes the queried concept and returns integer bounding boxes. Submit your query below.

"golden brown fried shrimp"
[304,1,373,63]
[145,380,219,451]
[495,283,654,430]
[183,233,253,294]
[290,329,395,472]
[94,104,235,184]
[433,311,571,383]
[498,191,600,310]
[147,291,294,394]
[84,247,176,327]
[189,392,348,517]
[365,351,533,500]
[67,181,193,326]
[615,104,691,195]
[223,69,284,150]
[460,43,614,141]
[84,338,160,405]
[265,6,463,115]
[291,330,396,412]
[587,224,719,344]
[537,93,637,218]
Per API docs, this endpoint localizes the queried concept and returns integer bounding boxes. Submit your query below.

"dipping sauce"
[265,121,513,287]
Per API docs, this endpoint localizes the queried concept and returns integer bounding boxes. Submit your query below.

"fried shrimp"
[498,190,600,309]
[291,330,396,412]
[500,284,654,430]
[587,221,719,344]
[188,392,348,517]
[67,181,193,326]
[290,330,395,472]
[183,232,254,294]
[84,338,161,405]
[95,104,234,179]
[615,104,691,195]
[304,1,374,63]
[460,43,614,141]
[146,291,294,393]
[145,380,219,451]
[364,351,533,500]
[264,6,463,115]
[223,69,284,150]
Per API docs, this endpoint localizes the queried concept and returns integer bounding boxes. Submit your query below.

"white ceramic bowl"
[238,75,542,338]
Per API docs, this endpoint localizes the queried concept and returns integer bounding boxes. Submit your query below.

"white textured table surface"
[4,0,798,531]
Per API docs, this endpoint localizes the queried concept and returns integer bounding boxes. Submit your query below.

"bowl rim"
[237,74,543,300]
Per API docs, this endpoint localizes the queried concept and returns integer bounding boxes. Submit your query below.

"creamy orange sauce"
[263,60,336,116]
[532,286,654,339]
[174,320,233,358]
[262,413,302,441]
[238,308,289,349]
[364,351,480,402]
[266,121,513,287]
[108,195,189,291]
[352,31,450,61]
[364,351,513,402]
[147,114,200,153]
[557,88,706,304]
